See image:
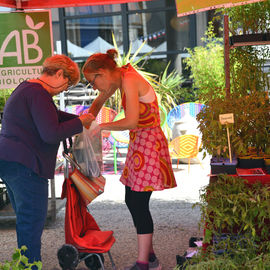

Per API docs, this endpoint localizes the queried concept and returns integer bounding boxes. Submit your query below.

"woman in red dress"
[82,49,176,270]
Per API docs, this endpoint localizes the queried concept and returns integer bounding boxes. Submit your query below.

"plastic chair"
[65,105,117,154]
[167,102,204,130]
[108,110,130,174]
[159,105,167,128]
[159,105,172,139]
[96,107,118,153]
[96,107,118,125]
[169,134,203,173]
[65,105,88,115]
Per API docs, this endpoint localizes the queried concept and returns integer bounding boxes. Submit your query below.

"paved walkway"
[0,150,211,270]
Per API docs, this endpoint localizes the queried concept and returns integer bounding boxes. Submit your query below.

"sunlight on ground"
[50,148,211,203]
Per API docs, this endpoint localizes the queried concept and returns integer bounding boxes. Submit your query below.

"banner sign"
[0,0,150,9]
[175,0,265,17]
[0,10,53,89]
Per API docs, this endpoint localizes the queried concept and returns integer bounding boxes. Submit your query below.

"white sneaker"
[149,258,162,270]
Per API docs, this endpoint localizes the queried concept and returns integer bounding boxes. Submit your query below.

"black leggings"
[125,186,153,234]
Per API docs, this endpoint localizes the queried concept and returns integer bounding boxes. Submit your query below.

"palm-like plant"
[107,33,159,112]
[109,33,184,117]
[153,62,184,112]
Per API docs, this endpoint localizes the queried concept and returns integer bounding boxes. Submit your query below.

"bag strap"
[62,137,82,171]
[63,152,81,170]
[63,137,73,154]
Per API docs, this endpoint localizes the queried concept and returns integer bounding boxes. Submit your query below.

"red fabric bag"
[61,177,115,253]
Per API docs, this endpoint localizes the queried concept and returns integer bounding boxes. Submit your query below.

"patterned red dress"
[119,64,177,192]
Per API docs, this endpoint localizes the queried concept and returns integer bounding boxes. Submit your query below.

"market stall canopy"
[0,0,149,9]
[175,0,265,17]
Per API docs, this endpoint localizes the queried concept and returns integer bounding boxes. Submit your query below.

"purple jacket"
[0,81,82,179]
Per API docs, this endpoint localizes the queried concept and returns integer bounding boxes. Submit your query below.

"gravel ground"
[0,154,210,270]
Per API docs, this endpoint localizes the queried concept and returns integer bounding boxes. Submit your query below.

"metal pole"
[121,4,129,54]
[50,178,56,222]
[224,14,230,98]
[16,0,22,9]
[58,8,67,111]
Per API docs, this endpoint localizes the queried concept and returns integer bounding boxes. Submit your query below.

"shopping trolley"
[57,139,116,270]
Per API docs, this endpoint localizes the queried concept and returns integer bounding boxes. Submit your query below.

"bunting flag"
[139,29,166,42]
[175,0,266,17]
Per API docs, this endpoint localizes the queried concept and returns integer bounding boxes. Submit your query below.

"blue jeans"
[0,160,48,263]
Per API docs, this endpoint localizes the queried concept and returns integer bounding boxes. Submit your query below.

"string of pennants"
[139,29,166,42]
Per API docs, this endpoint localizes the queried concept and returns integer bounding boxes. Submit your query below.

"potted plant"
[185,3,270,167]
[197,91,270,168]
[173,174,270,270]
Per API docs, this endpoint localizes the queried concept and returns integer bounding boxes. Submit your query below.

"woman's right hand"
[78,113,95,129]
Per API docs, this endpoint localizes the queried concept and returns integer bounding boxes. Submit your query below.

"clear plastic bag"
[72,121,102,178]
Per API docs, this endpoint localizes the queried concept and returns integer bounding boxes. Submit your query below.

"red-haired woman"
[83,49,176,270]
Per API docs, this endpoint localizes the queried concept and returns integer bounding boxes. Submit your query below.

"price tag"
[219,113,234,125]
[219,113,234,163]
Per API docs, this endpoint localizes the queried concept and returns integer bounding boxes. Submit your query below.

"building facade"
[51,0,215,77]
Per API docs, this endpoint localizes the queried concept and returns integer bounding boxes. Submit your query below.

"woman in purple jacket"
[0,54,94,265]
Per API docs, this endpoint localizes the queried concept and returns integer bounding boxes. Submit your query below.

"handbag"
[70,167,105,205]
[63,151,105,206]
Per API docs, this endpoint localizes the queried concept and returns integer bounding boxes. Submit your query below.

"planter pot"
[211,157,237,175]
[264,159,270,174]
[238,157,265,169]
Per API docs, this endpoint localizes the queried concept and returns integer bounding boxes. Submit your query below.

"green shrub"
[184,22,225,103]
[196,175,270,247]
[0,246,42,270]
[0,89,13,112]
[180,252,270,270]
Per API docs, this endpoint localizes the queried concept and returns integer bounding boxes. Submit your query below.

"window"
[66,16,122,48]
[65,5,121,16]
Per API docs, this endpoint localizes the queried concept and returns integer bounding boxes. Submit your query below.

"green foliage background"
[185,22,225,103]
[185,1,270,157]
[177,175,270,270]
[0,89,13,112]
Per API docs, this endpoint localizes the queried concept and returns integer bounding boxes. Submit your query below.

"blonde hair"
[42,54,80,86]
[82,49,118,74]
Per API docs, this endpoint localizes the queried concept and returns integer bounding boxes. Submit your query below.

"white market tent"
[84,36,114,53]
[151,41,167,59]
[155,41,166,51]
[56,40,94,58]
[118,39,153,54]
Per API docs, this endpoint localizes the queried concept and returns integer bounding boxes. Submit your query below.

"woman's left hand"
[79,113,95,129]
